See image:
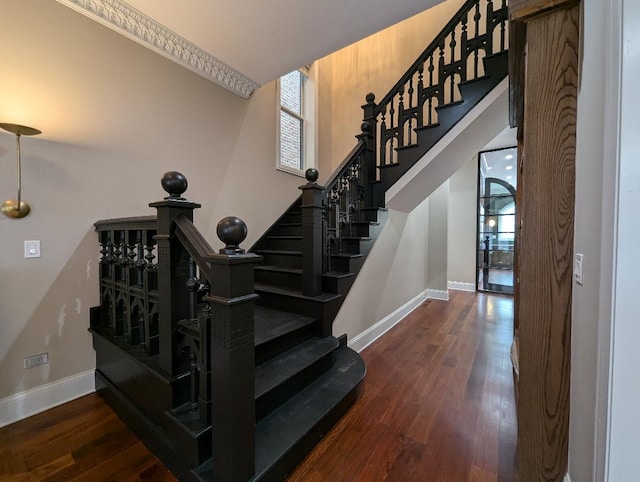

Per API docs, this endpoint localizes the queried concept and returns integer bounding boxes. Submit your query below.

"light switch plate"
[24,240,41,258]
[574,253,584,285]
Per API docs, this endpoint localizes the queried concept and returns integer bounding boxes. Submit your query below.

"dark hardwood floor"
[0,291,516,481]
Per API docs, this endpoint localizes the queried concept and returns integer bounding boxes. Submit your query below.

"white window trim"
[276,66,317,177]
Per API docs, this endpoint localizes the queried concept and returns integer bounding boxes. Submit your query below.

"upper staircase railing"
[371,0,509,167]
[293,0,509,292]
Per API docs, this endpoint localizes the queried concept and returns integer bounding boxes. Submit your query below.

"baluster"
[428,55,435,125]
[99,233,109,263]
[449,32,457,103]
[199,301,212,425]
[461,15,468,82]
[105,232,113,264]
[438,42,445,106]
[189,351,199,413]
[407,77,414,145]
[349,162,361,222]
[135,231,146,287]
[397,87,404,148]
[127,232,136,267]
[379,107,387,166]
[113,232,122,264]
[185,258,199,324]
[340,176,351,236]
[500,5,506,52]
[417,63,424,128]
[486,0,494,55]
[144,234,156,271]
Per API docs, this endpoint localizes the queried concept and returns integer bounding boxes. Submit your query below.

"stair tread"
[194,347,365,481]
[254,249,302,255]
[255,336,339,400]
[342,236,372,241]
[352,221,380,226]
[254,306,316,347]
[255,283,341,302]
[378,162,400,170]
[414,122,441,132]
[361,207,388,212]
[253,347,364,479]
[254,265,302,275]
[166,403,210,437]
[266,235,302,240]
[323,271,354,279]
[330,253,365,259]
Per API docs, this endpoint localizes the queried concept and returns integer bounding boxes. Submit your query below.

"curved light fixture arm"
[0,123,41,219]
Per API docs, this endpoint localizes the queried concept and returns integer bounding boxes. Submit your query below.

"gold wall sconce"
[1,123,41,219]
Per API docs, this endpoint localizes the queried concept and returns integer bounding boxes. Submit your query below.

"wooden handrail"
[174,214,215,282]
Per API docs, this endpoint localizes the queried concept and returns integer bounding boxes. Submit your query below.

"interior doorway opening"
[476,146,517,294]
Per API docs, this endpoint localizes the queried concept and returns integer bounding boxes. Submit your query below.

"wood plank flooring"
[0,291,516,481]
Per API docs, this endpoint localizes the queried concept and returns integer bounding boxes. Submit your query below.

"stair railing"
[296,0,510,288]
[94,216,159,354]
[94,171,260,481]
[369,0,508,169]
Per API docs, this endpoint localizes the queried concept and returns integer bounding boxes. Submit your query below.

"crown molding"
[56,0,261,98]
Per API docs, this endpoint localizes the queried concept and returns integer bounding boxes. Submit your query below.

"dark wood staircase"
[88,1,509,480]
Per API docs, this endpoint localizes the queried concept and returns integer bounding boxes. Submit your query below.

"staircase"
[89,1,509,480]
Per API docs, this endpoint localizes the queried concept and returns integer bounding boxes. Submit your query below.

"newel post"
[204,217,261,482]
[299,168,324,297]
[149,171,201,377]
[358,93,381,207]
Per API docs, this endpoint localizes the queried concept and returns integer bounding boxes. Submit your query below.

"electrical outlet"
[24,353,48,369]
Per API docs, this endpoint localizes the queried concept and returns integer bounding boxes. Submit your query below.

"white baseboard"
[447,281,476,292]
[349,288,449,353]
[426,288,449,301]
[564,474,571,482]
[0,370,95,428]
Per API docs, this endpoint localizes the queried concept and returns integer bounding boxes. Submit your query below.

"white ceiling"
[59,0,444,94]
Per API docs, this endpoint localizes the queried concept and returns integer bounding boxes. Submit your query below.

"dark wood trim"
[509,20,526,130]
[515,4,579,481]
[510,0,579,20]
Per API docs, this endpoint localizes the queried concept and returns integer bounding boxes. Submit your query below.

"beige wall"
[0,0,303,401]
[447,156,477,285]
[317,0,467,170]
[333,200,430,341]
[427,181,449,291]
[569,0,612,479]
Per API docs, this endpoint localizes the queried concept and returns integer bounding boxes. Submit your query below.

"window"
[277,68,315,175]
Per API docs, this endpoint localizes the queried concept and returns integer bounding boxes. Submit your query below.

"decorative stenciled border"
[56,0,261,98]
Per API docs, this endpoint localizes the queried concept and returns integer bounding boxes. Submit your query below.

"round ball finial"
[305,168,319,184]
[217,216,247,254]
[365,92,375,103]
[361,121,371,133]
[161,171,188,199]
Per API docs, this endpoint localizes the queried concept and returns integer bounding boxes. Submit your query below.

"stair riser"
[329,255,364,274]
[360,208,382,222]
[322,275,355,295]
[256,351,336,422]
[255,269,302,291]
[255,290,340,338]
[255,322,316,365]
[350,223,371,237]
[165,412,212,468]
[259,252,302,269]
[263,237,303,251]
[274,224,302,236]
[341,237,374,256]
[282,212,302,224]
